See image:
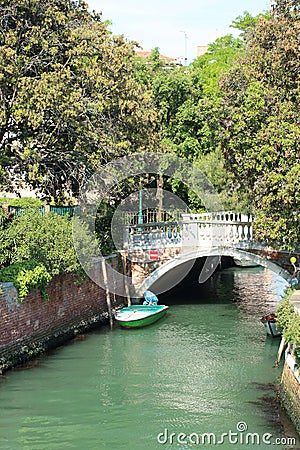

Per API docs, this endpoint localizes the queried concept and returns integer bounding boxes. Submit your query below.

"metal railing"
[4,205,74,218]
[122,208,187,225]
[8,205,45,216]
[49,206,75,217]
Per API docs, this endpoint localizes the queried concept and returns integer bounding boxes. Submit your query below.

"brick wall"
[0,267,125,373]
[248,249,300,275]
[129,247,181,287]
[280,362,300,434]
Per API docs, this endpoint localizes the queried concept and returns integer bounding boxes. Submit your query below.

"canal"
[0,266,299,449]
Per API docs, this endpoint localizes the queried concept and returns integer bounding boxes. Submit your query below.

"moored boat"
[261,313,282,337]
[115,304,169,328]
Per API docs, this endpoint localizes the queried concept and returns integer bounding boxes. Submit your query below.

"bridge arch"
[136,248,291,296]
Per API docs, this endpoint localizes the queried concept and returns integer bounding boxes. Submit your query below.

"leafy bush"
[0,211,94,300]
[0,211,80,275]
[0,260,51,301]
[0,197,43,208]
[276,290,300,347]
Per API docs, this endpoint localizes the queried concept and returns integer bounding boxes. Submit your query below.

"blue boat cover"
[143,290,159,305]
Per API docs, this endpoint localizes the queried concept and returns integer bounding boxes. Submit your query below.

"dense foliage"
[276,291,300,349]
[219,0,300,248]
[131,3,299,246]
[0,260,51,301]
[0,0,157,199]
[0,211,80,272]
[0,211,84,299]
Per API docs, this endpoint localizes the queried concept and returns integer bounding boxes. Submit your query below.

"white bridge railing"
[123,211,254,251]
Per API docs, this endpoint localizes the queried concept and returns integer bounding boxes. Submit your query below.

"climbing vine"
[0,260,51,301]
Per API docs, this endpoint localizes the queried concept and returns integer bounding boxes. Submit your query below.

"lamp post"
[180,30,188,66]
[138,182,143,227]
[290,256,299,286]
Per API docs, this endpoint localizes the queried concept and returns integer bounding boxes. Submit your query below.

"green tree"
[0,210,96,299]
[219,0,300,248]
[0,211,80,274]
[132,20,252,212]
[230,10,270,37]
[152,67,203,153]
[0,0,157,199]
[192,35,243,94]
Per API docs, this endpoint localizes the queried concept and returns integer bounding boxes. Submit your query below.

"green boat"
[114,305,169,328]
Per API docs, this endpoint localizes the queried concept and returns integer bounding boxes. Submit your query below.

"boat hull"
[263,321,282,337]
[261,313,282,337]
[115,305,168,328]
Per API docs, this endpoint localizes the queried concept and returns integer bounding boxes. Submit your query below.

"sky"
[87,0,271,63]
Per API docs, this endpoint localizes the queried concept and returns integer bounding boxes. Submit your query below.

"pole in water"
[120,251,131,306]
[101,258,113,329]
[275,336,286,367]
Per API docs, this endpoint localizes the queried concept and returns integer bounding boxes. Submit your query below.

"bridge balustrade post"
[212,223,218,246]
[198,222,204,243]
[228,223,234,244]
[247,224,252,241]
[200,222,211,247]
[241,224,246,241]
[205,223,212,244]
[219,222,226,245]
[238,224,241,243]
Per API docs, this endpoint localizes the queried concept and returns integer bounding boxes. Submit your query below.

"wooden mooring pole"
[275,336,286,367]
[120,251,131,306]
[101,258,113,330]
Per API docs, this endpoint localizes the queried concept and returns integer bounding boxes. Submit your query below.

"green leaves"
[0,260,51,301]
[276,292,300,346]
[0,197,43,207]
[219,1,300,248]
[0,209,94,299]
[0,0,157,199]
[0,211,80,275]
[16,263,51,301]
[193,34,243,95]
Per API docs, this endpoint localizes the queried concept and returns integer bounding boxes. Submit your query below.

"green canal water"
[1,267,299,450]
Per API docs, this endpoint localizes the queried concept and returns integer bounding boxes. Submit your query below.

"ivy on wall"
[0,260,51,301]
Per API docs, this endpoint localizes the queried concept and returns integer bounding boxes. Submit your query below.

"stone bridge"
[122,212,299,296]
